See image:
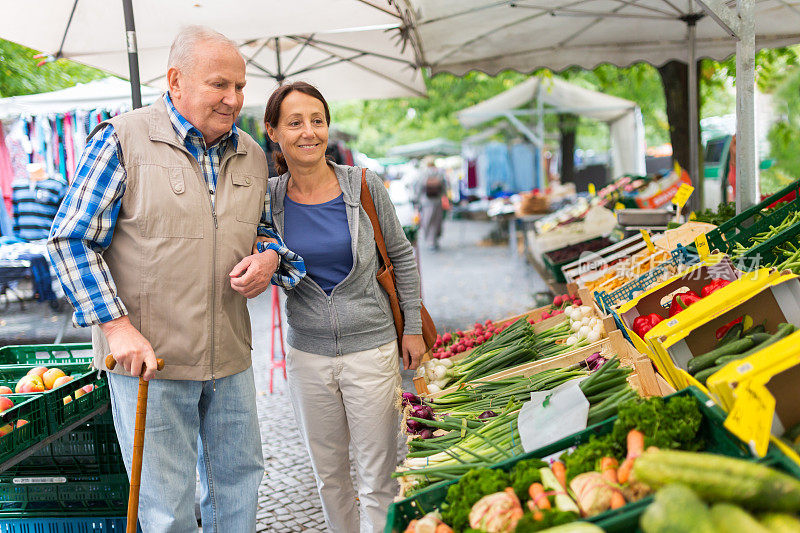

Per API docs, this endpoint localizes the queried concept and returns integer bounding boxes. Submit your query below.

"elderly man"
[48,26,303,531]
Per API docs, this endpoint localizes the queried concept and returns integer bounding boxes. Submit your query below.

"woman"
[260,81,426,533]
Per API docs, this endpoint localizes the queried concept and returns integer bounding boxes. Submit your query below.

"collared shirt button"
[245,177,251,185]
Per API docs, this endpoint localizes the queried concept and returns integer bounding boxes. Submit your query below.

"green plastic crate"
[0,411,127,517]
[0,345,93,366]
[542,236,615,284]
[694,179,800,256]
[0,517,127,532]
[0,396,50,468]
[385,387,752,533]
[0,364,109,437]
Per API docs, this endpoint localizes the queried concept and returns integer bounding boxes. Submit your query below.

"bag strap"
[359,168,393,270]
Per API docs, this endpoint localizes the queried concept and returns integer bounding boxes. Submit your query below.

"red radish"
[443,333,452,343]
[553,295,563,306]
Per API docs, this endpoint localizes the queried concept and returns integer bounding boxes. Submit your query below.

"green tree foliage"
[766,67,800,184]
[0,38,106,98]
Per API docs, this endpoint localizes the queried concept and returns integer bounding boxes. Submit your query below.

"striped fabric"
[12,177,66,241]
[48,94,305,328]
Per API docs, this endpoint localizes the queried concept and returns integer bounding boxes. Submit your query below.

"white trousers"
[286,340,401,533]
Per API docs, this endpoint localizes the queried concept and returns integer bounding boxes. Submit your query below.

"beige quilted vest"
[91,97,268,380]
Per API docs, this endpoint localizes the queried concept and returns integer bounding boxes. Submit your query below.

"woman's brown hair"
[264,81,331,175]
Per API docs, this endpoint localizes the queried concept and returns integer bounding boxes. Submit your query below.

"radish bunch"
[528,293,584,324]
[429,320,509,360]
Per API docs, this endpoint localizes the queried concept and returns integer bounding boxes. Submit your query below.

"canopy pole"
[687,14,701,212]
[536,79,545,189]
[122,0,142,109]
[736,0,758,212]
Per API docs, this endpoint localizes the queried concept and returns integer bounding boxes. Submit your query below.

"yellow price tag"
[588,183,596,197]
[614,202,625,211]
[694,233,710,259]
[689,211,697,221]
[672,183,695,209]
[724,382,775,457]
[640,229,655,253]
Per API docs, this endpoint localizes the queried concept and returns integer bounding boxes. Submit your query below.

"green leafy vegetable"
[509,458,547,501]
[442,468,510,532]
[611,396,703,451]
[563,433,621,480]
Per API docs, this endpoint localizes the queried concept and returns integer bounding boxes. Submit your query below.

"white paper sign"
[518,377,590,453]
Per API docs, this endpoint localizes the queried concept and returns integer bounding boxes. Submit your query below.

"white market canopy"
[409,1,800,76]
[0,0,426,104]
[407,0,800,210]
[0,78,161,119]
[458,75,646,178]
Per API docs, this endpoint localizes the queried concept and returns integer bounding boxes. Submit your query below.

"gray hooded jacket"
[269,163,422,356]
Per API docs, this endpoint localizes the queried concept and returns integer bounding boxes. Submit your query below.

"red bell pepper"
[715,316,743,340]
[668,290,702,317]
[632,313,664,338]
[701,278,731,298]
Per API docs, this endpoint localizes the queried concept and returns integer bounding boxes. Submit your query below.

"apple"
[27,366,48,379]
[0,386,12,395]
[0,396,13,413]
[63,396,72,406]
[16,419,27,428]
[15,375,45,394]
[52,376,73,389]
[0,424,11,437]
[43,368,67,390]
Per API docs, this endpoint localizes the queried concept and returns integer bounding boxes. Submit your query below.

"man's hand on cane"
[99,316,159,381]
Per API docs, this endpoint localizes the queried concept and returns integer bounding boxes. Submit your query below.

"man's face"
[168,40,246,145]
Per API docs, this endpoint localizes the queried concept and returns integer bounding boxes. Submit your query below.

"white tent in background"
[457,75,646,181]
[0,78,161,119]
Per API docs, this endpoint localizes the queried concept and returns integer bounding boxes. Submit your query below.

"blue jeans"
[108,367,263,533]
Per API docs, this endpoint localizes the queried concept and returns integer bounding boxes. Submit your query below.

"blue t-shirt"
[283,193,353,294]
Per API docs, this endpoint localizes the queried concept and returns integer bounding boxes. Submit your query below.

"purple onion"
[477,410,498,419]
[418,429,434,439]
[411,404,434,420]
[406,419,424,433]
[402,392,421,406]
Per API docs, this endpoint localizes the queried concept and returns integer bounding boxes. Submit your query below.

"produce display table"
[396,179,800,533]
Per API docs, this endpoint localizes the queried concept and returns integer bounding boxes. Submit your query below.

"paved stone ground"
[0,218,549,532]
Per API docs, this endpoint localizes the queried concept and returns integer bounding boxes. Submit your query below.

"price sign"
[724,382,775,457]
[640,229,655,253]
[588,183,596,197]
[672,183,695,210]
[694,233,711,259]
[614,202,625,211]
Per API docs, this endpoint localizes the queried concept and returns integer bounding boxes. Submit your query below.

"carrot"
[601,457,626,510]
[435,524,454,533]
[404,519,418,533]
[551,460,567,490]
[528,482,551,511]
[618,429,645,483]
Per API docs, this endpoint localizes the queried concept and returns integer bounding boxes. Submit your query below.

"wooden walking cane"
[105,354,165,533]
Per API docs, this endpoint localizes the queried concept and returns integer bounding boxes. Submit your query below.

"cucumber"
[715,325,796,366]
[718,322,744,346]
[742,322,767,337]
[641,484,715,533]
[759,513,800,532]
[693,364,726,384]
[687,337,755,375]
[633,449,800,512]
[711,503,770,532]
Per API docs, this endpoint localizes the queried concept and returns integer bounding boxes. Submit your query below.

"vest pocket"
[136,166,204,239]
[231,173,265,225]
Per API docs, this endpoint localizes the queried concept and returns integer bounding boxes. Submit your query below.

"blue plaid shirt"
[48,93,305,327]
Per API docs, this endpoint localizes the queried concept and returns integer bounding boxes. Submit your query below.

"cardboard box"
[616,254,742,357]
[644,269,798,392]
[705,329,800,467]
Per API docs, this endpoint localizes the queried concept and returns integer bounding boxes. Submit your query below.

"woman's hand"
[252,236,279,255]
[401,334,426,370]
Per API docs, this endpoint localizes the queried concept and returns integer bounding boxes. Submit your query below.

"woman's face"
[267,91,329,168]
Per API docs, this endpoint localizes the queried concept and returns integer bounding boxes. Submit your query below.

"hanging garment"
[482,142,514,196]
[510,142,537,192]
[0,123,15,218]
[11,175,67,241]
